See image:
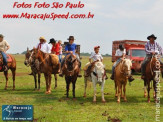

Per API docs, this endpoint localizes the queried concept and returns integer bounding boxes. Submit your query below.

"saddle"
[0,53,12,63]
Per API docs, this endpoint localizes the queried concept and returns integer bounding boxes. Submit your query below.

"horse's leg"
[38,73,41,91]
[4,71,8,90]
[144,79,147,98]
[117,82,122,103]
[115,80,118,97]
[44,74,48,94]
[72,78,77,100]
[123,82,127,102]
[147,81,150,103]
[153,80,157,102]
[48,74,52,94]
[66,77,70,99]
[93,81,97,103]
[83,76,87,98]
[121,84,124,99]
[11,69,16,90]
[101,82,106,103]
[34,73,37,90]
[54,74,57,89]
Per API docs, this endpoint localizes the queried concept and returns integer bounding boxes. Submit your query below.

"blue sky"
[0,0,163,54]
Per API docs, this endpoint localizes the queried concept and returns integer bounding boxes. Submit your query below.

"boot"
[105,75,108,80]
[128,76,134,82]
[110,74,114,80]
[78,70,82,77]
[3,65,8,71]
[59,70,64,77]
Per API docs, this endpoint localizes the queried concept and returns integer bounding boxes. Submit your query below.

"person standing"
[0,34,10,71]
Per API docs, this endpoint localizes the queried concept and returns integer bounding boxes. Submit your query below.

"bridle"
[93,64,106,81]
[119,60,131,76]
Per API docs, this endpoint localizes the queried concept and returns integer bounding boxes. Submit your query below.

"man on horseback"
[141,34,163,79]
[85,46,108,79]
[29,36,51,75]
[110,44,135,82]
[59,36,82,77]
[0,34,10,71]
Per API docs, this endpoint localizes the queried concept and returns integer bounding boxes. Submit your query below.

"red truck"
[112,40,147,72]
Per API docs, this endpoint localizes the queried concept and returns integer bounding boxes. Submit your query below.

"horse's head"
[65,55,77,72]
[122,59,132,77]
[94,62,105,82]
[24,47,33,66]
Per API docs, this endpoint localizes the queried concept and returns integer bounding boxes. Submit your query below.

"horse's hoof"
[37,89,40,91]
[66,98,69,100]
[12,88,15,91]
[102,100,106,103]
[4,88,7,90]
[121,96,124,99]
[117,100,120,103]
[73,98,77,101]
[148,100,150,103]
[144,95,147,98]
[93,100,96,103]
[54,87,57,89]
[115,94,118,97]
[124,99,127,102]
[83,94,86,98]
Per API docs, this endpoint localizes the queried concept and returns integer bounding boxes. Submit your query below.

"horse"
[24,48,41,90]
[143,54,161,103]
[0,53,16,90]
[89,62,106,103]
[61,54,80,100]
[114,59,132,103]
[32,48,60,94]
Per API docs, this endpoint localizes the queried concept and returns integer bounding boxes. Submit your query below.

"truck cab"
[112,40,147,72]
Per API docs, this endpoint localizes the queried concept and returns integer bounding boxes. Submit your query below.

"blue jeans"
[112,58,122,74]
[1,52,7,65]
[58,54,62,63]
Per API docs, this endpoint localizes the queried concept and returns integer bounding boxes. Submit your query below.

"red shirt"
[51,43,60,55]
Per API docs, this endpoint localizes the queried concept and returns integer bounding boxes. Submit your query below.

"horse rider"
[110,44,135,82]
[0,34,10,71]
[58,40,63,63]
[141,34,163,79]
[29,36,51,75]
[85,46,108,79]
[59,36,82,77]
[48,38,61,72]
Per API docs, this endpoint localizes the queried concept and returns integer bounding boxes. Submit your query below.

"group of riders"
[0,34,163,80]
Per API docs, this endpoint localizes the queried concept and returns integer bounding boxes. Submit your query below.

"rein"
[119,60,131,76]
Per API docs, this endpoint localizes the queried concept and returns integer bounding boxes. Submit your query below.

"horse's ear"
[27,47,29,52]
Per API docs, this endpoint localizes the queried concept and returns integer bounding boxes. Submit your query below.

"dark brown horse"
[24,48,41,90]
[61,54,80,100]
[0,53,16,90]
[32,48,59,94]
[144,54,161,103]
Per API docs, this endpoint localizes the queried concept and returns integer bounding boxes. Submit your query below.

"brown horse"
[32,48,59,94]
[144,55,161,103]
[0,53,16,90]
[114,59,132,103]
[24,48,41,90]
[62,54,80,100]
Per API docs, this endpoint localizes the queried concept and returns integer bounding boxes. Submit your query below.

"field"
[0,55,162,122]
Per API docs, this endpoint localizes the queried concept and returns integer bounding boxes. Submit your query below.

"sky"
[0,0,163,54]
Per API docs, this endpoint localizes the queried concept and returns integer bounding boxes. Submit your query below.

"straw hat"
[39,36,47,42]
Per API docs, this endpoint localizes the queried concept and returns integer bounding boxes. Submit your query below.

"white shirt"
[89,52,103,62]
[36,42,51,53]
[115,49,126,56]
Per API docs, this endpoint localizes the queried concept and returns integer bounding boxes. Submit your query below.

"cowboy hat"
[39,36,47,42]
[147,34,157,40]
[94,46,100,50]
[0,34,4,38]
[48,38,56,44]
[67,36,75,40]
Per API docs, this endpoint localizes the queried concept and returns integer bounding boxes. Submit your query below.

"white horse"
[84,62,106,103]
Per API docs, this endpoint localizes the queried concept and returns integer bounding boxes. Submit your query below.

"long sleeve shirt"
[36,42,51,53]
[145,41,163,55]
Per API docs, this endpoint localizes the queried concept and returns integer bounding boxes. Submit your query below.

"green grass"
[0,55,162,122]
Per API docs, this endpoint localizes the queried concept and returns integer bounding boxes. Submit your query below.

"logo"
[2,105,33,121]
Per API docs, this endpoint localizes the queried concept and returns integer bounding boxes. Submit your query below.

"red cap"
[94,46,100,50]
